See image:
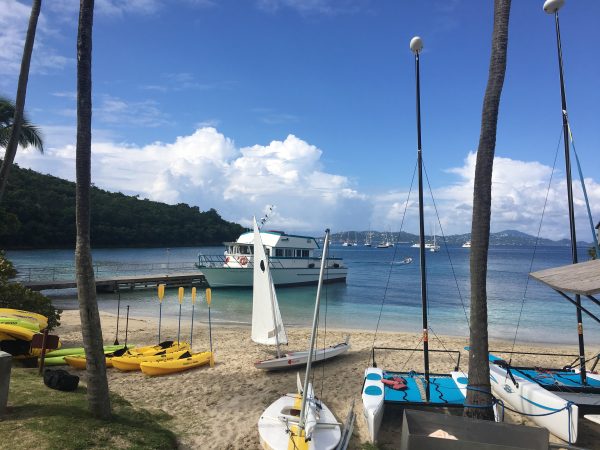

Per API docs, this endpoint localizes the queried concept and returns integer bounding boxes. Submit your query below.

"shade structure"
[530,259,600,296]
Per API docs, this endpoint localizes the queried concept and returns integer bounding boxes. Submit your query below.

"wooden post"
[38,328,48,376]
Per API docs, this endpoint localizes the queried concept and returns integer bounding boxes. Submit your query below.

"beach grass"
[1,368,177,450]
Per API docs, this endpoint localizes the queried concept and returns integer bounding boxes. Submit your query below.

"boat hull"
[255,341,349,370]
[200,266,347,288]
[489,359,579,443]
[258,391,341,450]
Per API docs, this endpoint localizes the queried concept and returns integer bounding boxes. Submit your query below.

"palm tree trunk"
[0,0,41,202]
[76,0,111,420]
[465,0,511,420]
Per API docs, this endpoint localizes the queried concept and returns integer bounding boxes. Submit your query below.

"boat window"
[239,245,250,255]
[265,248,270,256]
[285,249,293,257]
[301,250,309,258]
[275,249,284,257]
[295,249,302,258]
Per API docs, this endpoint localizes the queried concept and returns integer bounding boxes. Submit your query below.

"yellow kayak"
[0,309,48,330]
[125,340,190,356]
[112,349,191,372]
[140,351,214,376]
[0,323,38,341]
[64,354,116,369]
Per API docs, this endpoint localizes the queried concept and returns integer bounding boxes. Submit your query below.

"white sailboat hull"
[489,362,579,443]
[200,266,348,288]
[258,391,341,450]
[255,341,350,370]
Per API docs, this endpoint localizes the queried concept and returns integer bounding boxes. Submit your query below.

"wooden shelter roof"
[530,259,600,296]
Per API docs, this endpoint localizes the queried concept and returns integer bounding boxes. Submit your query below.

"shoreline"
[49,310,600,449]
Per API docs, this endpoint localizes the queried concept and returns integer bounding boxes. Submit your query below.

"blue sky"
[1,0,599,239]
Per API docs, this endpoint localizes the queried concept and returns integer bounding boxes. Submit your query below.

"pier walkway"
[15,261,207,292]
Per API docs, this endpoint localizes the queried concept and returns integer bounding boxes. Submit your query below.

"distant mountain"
[0,163,244,249]
[333,229,589,247]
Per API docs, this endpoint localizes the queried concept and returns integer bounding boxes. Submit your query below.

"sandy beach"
[52,309,600,449]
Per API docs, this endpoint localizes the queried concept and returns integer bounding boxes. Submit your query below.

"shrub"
[0,251,61,330]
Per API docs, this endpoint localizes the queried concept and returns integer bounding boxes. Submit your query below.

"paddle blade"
[178,287,184,304]
[191,287,197,305]
[206,288,212,306]
[157,283,165,302]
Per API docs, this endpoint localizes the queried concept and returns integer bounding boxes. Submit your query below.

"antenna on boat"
[544,0,588,384]
[410,35,430,401]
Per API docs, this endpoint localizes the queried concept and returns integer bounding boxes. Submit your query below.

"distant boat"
[462,240,471,248]
[196,225,347,288]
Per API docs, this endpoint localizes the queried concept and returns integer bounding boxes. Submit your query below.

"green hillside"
[0,164,244,249]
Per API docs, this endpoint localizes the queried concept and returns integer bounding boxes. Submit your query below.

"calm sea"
[6,244,600,345]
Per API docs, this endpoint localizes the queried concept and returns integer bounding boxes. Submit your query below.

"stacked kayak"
[57,345,132,368]
[112,348,190,372]
[140,351,214,376]
[0,309,53,356]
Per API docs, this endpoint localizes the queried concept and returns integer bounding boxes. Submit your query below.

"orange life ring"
[239,256,249,265]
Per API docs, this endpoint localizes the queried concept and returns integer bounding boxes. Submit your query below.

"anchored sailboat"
[258,229,355,449]
[487,1,600,443]
[362,36,469,442]
[252,217,350,370]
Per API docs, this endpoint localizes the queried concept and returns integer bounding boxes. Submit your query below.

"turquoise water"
[7,244,600,345]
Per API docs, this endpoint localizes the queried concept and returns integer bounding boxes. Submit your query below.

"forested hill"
[0,164,244,249]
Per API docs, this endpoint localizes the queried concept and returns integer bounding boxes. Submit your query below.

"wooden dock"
[21,272,208,292]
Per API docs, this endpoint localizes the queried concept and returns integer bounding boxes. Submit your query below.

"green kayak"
[42,344,133,365]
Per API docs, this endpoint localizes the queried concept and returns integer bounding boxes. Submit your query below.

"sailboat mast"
[545,0,587,383]
[411,36,430,399]
[298,229,330,430]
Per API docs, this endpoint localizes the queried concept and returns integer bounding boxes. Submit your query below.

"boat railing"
[196,253,345,269]
[14,261,199,282]
[371,346,462,372]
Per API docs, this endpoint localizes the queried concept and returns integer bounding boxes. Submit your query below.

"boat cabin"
[225,230,319,260]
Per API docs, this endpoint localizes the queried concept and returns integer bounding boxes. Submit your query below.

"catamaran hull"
[489,362,579,443]
[199,266,347,288]
[362,367,385,443]
[255,341,350,370]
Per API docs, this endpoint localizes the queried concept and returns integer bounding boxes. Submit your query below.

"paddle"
[124,305,130,350]
[114,288,121,345]
[190,287,197,349]
[206,288,214,366]
[157,283,165,344]
[177,287,184,345]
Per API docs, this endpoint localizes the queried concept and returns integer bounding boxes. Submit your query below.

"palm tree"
[76,0,111,419]
[0,0,42,202]
[0,97,43,151]
[465,0,511,420]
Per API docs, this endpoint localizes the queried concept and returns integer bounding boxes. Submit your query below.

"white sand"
[55,310,600,449]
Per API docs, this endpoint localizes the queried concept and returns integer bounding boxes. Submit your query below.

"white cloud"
[0,1,71,81]
[8,128,600,240]
[371,152,600,240]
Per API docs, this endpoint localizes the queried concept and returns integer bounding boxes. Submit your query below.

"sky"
[1,0,599,239]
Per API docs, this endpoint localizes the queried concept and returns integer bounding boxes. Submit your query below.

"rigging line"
[428,326,462,371]
[400,334,425,373]
[566,116,600,257]
[367,160,418,364]
[422,161,470,331]
[510,127,563,355]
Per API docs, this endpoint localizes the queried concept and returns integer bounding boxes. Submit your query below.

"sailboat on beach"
[362,36,471,442]
[257,229,355,449]
[251,217,350,370]
[486,1,600,443]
